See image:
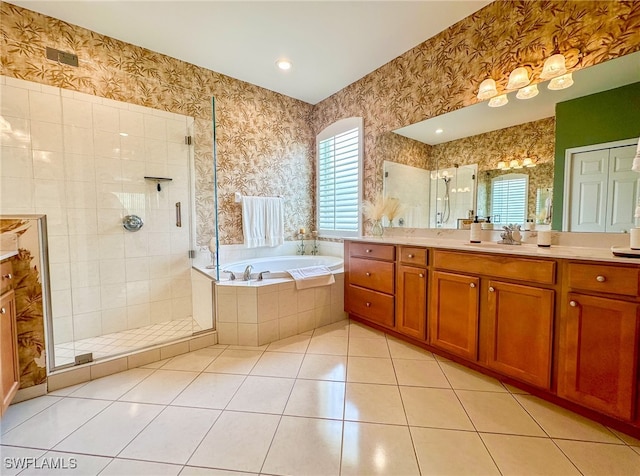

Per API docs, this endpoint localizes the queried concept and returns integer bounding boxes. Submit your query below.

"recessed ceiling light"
[435,128,444,134]
[276,59,292,71]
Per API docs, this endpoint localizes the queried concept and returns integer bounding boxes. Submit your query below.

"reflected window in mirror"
[490,174,528,226]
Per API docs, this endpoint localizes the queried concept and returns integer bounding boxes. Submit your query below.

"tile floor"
[54,319,202,367]
[3,319,640,475]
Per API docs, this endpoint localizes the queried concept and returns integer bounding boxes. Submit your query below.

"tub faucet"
[498,224,522,245]
[243,265,253,281]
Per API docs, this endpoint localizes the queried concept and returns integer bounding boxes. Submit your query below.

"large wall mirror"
[386,51,640,232]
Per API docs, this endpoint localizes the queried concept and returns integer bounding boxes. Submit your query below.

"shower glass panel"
[431,164,478,228]
[0,76,196,370]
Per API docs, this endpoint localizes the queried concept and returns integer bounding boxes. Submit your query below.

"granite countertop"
[347,236,640,265]
[0,250,19,261]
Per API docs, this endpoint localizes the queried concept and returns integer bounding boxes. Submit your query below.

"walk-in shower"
[0,76,213,370]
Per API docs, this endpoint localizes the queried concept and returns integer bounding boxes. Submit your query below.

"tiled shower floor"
[54,319,202,367]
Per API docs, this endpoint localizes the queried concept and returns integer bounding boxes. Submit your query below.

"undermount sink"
[463,241,536,248]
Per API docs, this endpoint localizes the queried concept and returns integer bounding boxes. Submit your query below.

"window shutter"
[491,174,528,225]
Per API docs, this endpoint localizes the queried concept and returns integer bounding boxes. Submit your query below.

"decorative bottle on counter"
[470,216,482,243]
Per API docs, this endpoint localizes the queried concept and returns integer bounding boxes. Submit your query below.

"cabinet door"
[1,290,19,416]
[396,265,427,340]
[558,293,639,420]
[429,271,479,361]
[486,281,554,389]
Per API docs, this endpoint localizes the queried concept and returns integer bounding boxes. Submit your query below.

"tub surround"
[344,236,640,439]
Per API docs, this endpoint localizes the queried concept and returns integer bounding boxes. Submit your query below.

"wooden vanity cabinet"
[558,262,640,421]
[1,261,19,417]
[396,247,428,340]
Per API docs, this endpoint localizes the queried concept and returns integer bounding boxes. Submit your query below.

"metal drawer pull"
[408,254,414,258]
[2,273,12,280]
[596,275,606,282]
[365,249,372,253]
[488,286,495,292]
[365,272,371,276]
[570,300,577,307]
[419,273,424,278]
[366,302,371,307]
[0,307,5,314]
[469,283,475,288]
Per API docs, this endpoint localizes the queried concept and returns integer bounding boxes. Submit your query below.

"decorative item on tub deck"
[240,195,284,248]
[297,228,306,255]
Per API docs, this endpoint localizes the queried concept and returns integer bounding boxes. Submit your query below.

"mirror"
[386,51,640,231]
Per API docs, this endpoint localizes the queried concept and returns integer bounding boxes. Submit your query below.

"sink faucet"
[498,224,522,245]
[243,265,253,281]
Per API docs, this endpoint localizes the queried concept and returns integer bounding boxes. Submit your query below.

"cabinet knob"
[0,307,5,314]
[366,302,371,307]
[2,273,12,280]
[365,272,371,277]
[408,254,414,258]
[488,286,495,292]
[419,273,424,278]
[365,249,372,253]
[569,300,577,307]
[469,283,476,288]
[596,275,606,283]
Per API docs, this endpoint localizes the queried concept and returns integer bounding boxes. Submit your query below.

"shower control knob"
[488,286,495,292]
[596,275,606,282]
[570,300,577,307]
[469,283,475,288]
[2,273,12,280]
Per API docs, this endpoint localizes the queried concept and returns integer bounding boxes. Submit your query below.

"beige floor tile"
[1,396,62,434]
[100,459,182,475]
[262,416,343,476]
[341,421,420,475]
[266,334,311,353]
[161,348,225,372]
[503,382,530,394]
[347,356,397,384]
[179,468,255,476]
[387,337,434,360]
[394,359,450,388]
[284,379,345,419]
[439,360,507,392]
[307,335,349,355]
[344,382,407,425]
[313,319,350,337]
[481,433,580,476]
[250,351,304,378]
[515,394,622,443]
[226,376,294,414]
[54,401,163,456]
[1,398,111,449]
[298,353,347,381]
[349,322,386,339]
[411,427,500,476]
[347,337,390,358]
[400,386,474,430]
[171,373,245,409]
[68,368,154,400]
[120,406,220,464]
[457,390,546,436]
[203,349,263,374]
[555,439,640,476]
[140,358,171,369]
[609,427,640,447]
[188,411,280,473]
[19,451,112,476]
[119,370,198,404]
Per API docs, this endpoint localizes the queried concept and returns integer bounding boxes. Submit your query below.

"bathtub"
[221,255,343,280]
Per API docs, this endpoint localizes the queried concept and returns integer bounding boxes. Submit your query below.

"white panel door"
[607,145,638,232]
[569,149,609,232]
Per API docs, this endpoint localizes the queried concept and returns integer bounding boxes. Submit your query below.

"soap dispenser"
[482,216,493,230]
[470,216,482,243]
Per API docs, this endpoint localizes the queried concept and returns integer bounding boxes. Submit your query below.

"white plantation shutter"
[317,118,362,236]
[491,173,528,225]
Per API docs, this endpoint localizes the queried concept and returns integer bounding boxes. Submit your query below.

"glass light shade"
[497,161,508,170]
[477,78,498,100]
[522,157,536,167]
[510,159,522,169]
[506,67,531,90]
[516,84,539,100]
[488,94,508,108]
[540,53,567,79]
[548,73,574,90]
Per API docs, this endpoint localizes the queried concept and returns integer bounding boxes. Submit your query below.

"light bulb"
[540,53,567,79]
[516,84,539,100]
[477,78,498,100]
[548,73,574,90]
[506,67,531,90]
[488,94,508,107]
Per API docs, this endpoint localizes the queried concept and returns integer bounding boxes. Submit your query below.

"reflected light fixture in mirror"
[507,67,531,90]
[548,73,574,90]
[509,159,523,169]
[522,157,536,167]
[497,161,508,170]
[477,78,498,100]
[517,84,539,100]
[488,94,508,107]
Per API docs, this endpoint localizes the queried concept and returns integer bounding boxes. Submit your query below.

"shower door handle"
[175,202,182,227]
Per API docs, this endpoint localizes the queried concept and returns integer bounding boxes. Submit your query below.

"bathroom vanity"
[0,255,19,416]
[344,238,640,438]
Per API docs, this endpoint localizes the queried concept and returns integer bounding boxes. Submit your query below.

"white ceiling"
[9,0,490,104]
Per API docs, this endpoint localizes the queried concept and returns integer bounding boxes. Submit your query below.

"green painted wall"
[552,82,640,230]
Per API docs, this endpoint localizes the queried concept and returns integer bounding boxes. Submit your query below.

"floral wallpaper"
[0,1,314,246]
[311,0,640,216]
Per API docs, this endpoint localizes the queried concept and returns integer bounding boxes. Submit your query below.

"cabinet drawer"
[399,246,428,266]
[349,257,395,294]
[0,261,13,295]
[567,262,639,297]
[349,242,395,261]
[433,250,555,285]
[346,284,394,327]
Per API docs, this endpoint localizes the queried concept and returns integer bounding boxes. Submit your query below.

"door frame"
[562,138,638,231]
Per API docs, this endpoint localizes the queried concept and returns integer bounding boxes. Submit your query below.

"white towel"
[241,196,284,248]
[633,139,640,172]
[287,265,336,290]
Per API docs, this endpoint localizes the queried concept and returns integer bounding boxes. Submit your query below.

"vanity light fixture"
[522,157,536,167]
[488,94,508,108]
[477,78,498,100]
[548,72,574,90]
[275,59,292,70]
[516,84,539,100]
[509,159,523,169]
[497,161,508,170]
[506,67,531,90]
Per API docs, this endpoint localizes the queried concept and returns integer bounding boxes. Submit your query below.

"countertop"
[0,250,18,261]
[347,236,640,265]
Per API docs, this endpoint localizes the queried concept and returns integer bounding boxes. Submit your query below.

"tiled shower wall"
[0,76,195,345]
